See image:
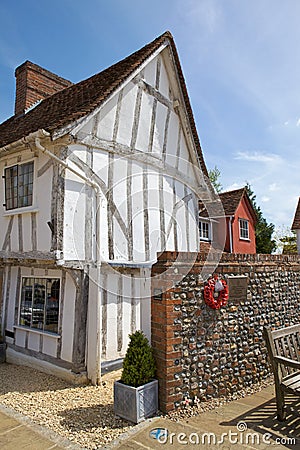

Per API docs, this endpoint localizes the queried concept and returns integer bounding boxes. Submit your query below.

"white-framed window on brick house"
[239,218,249,240]
[3,161,34,210]
[19,278,60,334]
[199,220,211,240]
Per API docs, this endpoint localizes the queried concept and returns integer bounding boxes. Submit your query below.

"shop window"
[19,278,60,334]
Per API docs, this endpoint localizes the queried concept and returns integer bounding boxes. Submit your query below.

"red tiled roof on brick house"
[199,187,257,253]
[0,31,208,177]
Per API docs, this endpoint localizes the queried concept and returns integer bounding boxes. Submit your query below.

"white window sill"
[14,325,60,339]
[3,207,39,216]
[239,237,250,241]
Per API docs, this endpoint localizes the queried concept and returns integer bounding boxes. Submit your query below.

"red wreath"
[203,276,229,309]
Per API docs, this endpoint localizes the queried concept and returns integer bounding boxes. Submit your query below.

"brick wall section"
[151,252,300,413]
[15,61,72,115]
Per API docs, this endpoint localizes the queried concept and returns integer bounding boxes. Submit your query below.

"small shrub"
[121,330,156,387]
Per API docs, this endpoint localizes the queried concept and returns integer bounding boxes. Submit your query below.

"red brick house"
[291,197,300,254]
[199,187,257,254]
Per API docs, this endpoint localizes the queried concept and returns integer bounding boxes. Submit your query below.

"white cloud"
[223,182,245,192]
[268,183,280,192]
[261,196,270,202]
[234,151,282,164]
[296,118,300,127]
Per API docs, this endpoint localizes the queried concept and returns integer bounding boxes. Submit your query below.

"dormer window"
[4,161,34,210]
[239,218,249,240]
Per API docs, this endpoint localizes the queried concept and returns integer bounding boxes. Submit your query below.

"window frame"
[239,218,250,240]
[18,276,61,335]
[199,220,211,241]
[3,160,35,211]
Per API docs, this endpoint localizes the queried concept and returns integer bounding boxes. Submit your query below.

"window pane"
[4,165,18,210]
[20,278,34,327]
[44,279,60,333]
[4,162,33,210]
[31,280,46,330]
[239,219,249,239]
[19,277,60,334]
[199,221,209,239]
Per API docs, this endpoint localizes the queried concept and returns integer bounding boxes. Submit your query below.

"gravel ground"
[0,362,274,449]
[0,363,134,449]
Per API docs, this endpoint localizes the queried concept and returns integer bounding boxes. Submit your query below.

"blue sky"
[0,0,299,233]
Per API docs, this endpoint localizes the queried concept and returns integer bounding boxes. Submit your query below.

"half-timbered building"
[0,32,215,383]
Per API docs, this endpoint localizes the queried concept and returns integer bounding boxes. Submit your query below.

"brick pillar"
[151,255,184,413]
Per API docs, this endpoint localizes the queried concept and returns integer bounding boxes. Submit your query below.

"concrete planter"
[0,342,6,363]
[114,379,158,423]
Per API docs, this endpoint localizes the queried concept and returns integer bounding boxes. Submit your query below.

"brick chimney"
[14,61,73,116]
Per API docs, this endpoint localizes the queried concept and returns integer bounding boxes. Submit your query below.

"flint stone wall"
[151,252,300,413]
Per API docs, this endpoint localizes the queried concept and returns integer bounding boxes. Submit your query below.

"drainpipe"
[35,136,102,385]
[228,216,233,253]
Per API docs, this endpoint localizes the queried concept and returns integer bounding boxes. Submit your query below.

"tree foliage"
[245,183,276,254]
[273,226,297,254]
[121,331,156,387]
[208,166,222,193]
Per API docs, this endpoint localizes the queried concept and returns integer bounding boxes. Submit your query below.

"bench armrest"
[274,355,300,370]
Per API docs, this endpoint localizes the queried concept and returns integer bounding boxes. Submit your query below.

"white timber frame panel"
[65,49,205,266]
[62,47,210,363]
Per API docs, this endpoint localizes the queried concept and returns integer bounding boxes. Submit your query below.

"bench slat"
[263,324,300,421]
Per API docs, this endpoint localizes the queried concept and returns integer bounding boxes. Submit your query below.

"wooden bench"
[263,324,300,421]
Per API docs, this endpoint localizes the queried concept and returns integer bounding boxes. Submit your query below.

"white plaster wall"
[93,149,109,185]
[135,92,153,152]
[143,58,157,87]
[96,95,118,141]
[0,151,53,253]
[121,273,132,354]
[42,334,58,358]
[15,328,26,347]
[36,155,52,251]
[60,273,76,362]
[27,332,40,352]
[159,56,171,99]
[147,171,161,260]
[152,102,168,155]
[22,213,32,252]
[112,157,128,223]
[117,82,138,147]
[63,169,86,261]
[6,267,18,331]
[86,267,99,384]
[140,268,151,342]
[105,272,118,359]
[101,270,146,361]
[131,166,145,261]
[165,111,179,162]
[173,181,188,251]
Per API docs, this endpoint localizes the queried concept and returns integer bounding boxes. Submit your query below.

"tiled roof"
[0,31,208,177]
[199,187,256,220]
[219,188,246,216]
[291,198,300,230]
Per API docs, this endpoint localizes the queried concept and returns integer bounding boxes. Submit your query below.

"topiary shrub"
[121,330,156,388]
